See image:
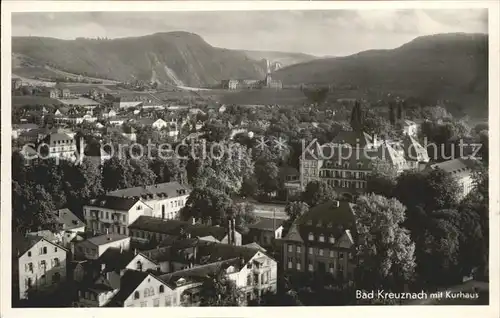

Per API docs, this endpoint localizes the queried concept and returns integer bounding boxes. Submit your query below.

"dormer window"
[308,233,314,241]
[329,236,335,244]
[319,235,325,242]
[134,291,140,299]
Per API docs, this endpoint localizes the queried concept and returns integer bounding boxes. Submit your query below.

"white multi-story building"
[40,132,77,162]
[106,182,190,220]
[72,234,131,260]
[13,234,69,301]
[300,130,429,200]
[428,158,477,199]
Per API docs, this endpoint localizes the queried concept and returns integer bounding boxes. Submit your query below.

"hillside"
[273,33,488,114]
[12,32,268,87]
[239,50,317,69]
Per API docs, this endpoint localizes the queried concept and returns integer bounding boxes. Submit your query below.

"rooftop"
[54,208,85,231]
[107,182,189,201]
[85,233,129,246]
[87,195,140,211]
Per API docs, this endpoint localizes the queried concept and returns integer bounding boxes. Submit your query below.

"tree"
[353,194,416,291]
[366,159,398,198]
[180,187,232,224]
[285,201,309,222]
[231,202,258,234]
[301,181,337,207]
[350,100,364,132]
[389,102,396,126]
[102,157,133,191]
[199,266,242,306]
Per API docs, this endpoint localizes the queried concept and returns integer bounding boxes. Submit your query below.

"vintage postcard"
[1,1,498,318]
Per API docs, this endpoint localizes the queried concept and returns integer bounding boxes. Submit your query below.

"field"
[12,96,63,107]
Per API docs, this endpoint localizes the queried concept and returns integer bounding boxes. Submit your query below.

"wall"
[126,254,159,272]
[18,240,68,300]
[122,275,175,307]
[145,194,189,220]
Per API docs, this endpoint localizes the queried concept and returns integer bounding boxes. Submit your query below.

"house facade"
[13,235,69,300]
[72,234,131,260]
[247,217,284,251]
[40,132,78,162]
[282,200,356,281]
[83,196,153,236]
[428,158,477,199]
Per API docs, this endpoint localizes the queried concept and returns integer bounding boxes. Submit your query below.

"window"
[136,261,143,271]
[140,301,147,307]
[137,205,142,210]
[329,263,335,274]
[53,258,60,267]
[296,246,301,253]
[329,250,334,257]
[288,244,293,252]
[339,253,344,260]
[40,260,47,270]
[247,275,252,286]
[308,247,313,255]
[54,247,58,252]
[159,285,165,293]
[153,298,160,307]
[41,247,47,255]
[26,278,32,288]
[27,251,31,257]
[308,233,314,241]
[319,249,324,256]
[134,291,140,299]
[319,235,325,242]
[106,212,109,219]
[27,262,33,272]
[165,295,172,306]
[308,262,313,272]
[287,257,293,269]
[329,236,335,244]
[52,272,61,283]
[296,263,301,270]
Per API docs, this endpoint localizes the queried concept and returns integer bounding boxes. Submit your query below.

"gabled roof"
[97,248,137,272]
[197,243,259,264]
[107,182,190,201]
[429,158,477,175]
[248,217,285,231]
[128,216,229,241]
[84,233,129,247]
[106,270,150,305]
[158,258,241,286]
[86,195,140,211]
[12,233,68,258]
[331,130,373,148]
[402,135,429,162]
[244,242,267,252]
[54,208,85,230]
[290,200,356,245]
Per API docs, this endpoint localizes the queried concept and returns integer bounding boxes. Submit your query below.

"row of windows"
[323,179,367,189]
[323,162,366,169]
[25,258,61,272]
[88,221,127,235]
[127,294,177,307]
[25,272,61,288]
[287,259,344,273]
[87,210,127,222]
[27,246,58,257]
[133,285,167,300]
[287,244,345,259]
[52,139,73,145]
[319,170,368,179]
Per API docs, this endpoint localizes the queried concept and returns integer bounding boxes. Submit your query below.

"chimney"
[134,249,137,255]
[231,218,236,245]
[192,217,196,225]
[101,263,106,272]
[227,218,232,245]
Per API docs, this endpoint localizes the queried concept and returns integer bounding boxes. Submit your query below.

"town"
[9,10,490,309]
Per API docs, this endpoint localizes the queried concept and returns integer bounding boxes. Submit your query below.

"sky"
[12,10,488,56]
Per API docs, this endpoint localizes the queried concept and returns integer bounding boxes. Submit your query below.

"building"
[427,158,477,199]
[247,217,285,250]
[83,182,190,235]
[106,182,190,220]
[128,216,242,246]
[401,119,419,137]
[156,243,278,305]
[12,123,39,139]
[72,233,131,260]
[53,208,86,248]
[281,200,356,280]
[12,233,69,301]
[134,118,168,130]
[39,132,78,162]
[300,130,429,200]
[83,196,153,236]
[221,79,239,90]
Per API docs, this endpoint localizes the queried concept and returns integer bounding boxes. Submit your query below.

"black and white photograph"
[1,1,498,316]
